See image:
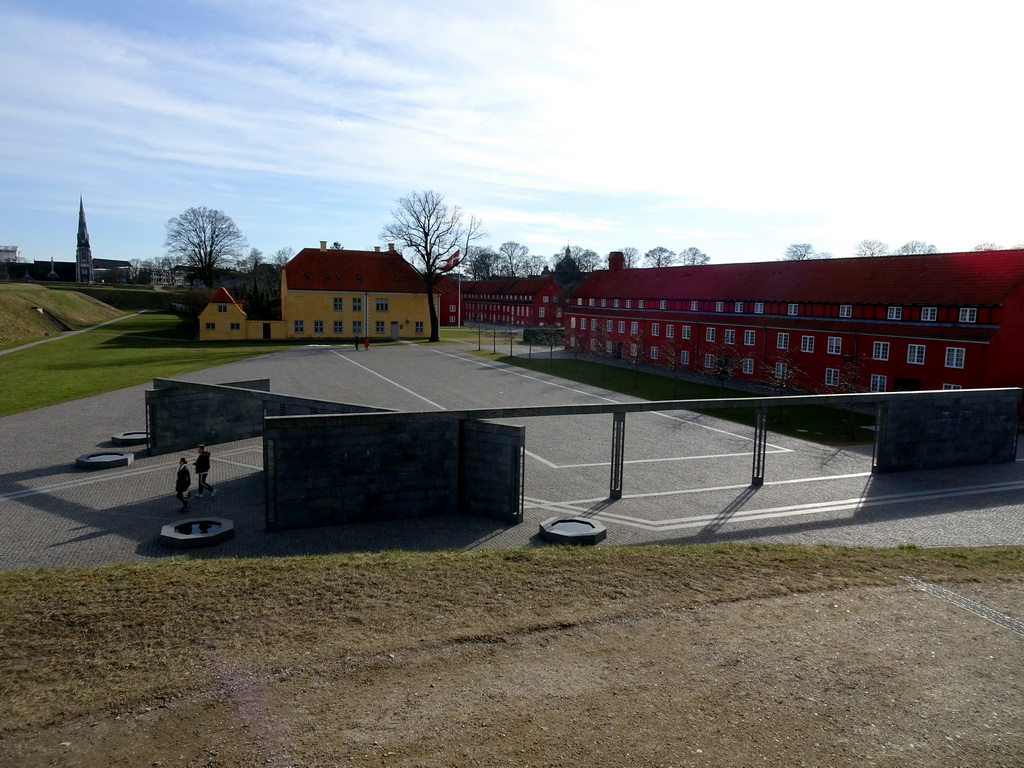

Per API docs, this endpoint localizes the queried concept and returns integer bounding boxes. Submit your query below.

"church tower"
[76,197,93,283]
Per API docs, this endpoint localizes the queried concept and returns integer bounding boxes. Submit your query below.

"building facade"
[440,275,563,327]
[199,242,437,342]
[566,250,1024,394]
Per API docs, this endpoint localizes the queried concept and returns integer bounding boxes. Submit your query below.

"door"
[262,323,271,340]
[390,321,399,339]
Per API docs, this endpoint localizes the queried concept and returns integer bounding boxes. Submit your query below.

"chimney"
[374,246,381,252]
[608,251,625,272]
[320,241,327,251]
[387,243,396,252]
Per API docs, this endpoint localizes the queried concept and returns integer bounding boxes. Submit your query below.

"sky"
[1,0,1022,268]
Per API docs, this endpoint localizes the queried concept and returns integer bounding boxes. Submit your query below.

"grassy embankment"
[1,543,1021,731]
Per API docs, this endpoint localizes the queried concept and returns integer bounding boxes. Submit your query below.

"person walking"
[363,336,370,351]
[353,335,360,350]
[175,457,192,513]
[194,444,217,497]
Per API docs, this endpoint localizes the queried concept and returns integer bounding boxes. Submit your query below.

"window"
[651,323,660,336]
[777,332,789,350]
[724,329,736,345]
[333,297,344,311]
[590,319,597,331]
[230,322,240,330]
[754,302,764,314]
[744,330,755,346]
[352,297,362,312]
[959,307,977,323]
[613,299,619,307]
[449,304,456,312]
[787,303,799,315]
[205,322,216,330]
[870,374,887,392]
[734,301,744,313]
[625,300,632,308]
[945,347,965,369]
[314,320,324,334]
[630,321,639,334]
[839,304,852,318]
[376,298,389,312]
[907,344,926,364]
[921,307,937,322]
[825,368,839,387]
[715,301,724,312]
[605,341,613,353]
[638,300,645,309]
[872,341,889,361]
[942,383,963,390]
[618,321,625,333]
[590,339,597,350]
[827,336,841,354]
[801,335,814,353]
[650,346,660,360]
[630,343,637,357]
[690,300,699,311]
[705,327,716,342]
[704,353,716,369]
[742,358,754,375]
[606,320,614,331]
[352,320,362,335]
[217,304,227,313]
[659,300,667,310]
[570,317,576,329]
[375,321,385,333]
[415,321,424,334]
[539,307,545,318]
[680,350,691,366]
[334,320,344,334]
[887,306,902,320]
[293,320,304,334]
[682,325,691,339]
[588,299,595,306]
[775,362,788,379]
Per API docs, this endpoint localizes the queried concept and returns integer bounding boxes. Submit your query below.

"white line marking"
[330,348,447,410]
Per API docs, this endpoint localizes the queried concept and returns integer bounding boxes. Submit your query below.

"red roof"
[575,250,1024,306]
[210,286,242,305]
[462,277,555,298]
[285,247,425,293]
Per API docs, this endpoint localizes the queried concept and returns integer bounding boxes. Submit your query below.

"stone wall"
[146,378,386,456]
[461,420,525,524]
[873,389,1020,473]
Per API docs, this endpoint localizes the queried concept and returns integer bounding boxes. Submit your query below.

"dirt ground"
[4,581,1022,768]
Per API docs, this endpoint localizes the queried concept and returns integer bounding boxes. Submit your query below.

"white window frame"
[777,332,789,350]
[741,358,754,375]
[618,321,625,333]
[724,329,736,345]
[715,301,724,312]
[787,303,799,316]
[872,341,889,361]
[839,304,852,318]
[704,353,716,369]
[921,307,937,322]
[651,322,660,336]
[680,350,690,366]
[801,335,814,353]
[313,320,324,334]
[775,362,787,379]
[682,325,691,340]
[825,368,839,387]
[743,330,755,346]
[665,325,675,339]
[630,321,639,334]
[945,347,965,369]
[293,320,304,334]
[706,327,716,342]
[734,301,744,313]
[870,374,887,392]
[907,344,926,364]
[659,300,667,310]
[754,302,764,314]
[690,300,698,311]
[887,306,902,320]
[650,346,660,360]
[959,307,977,323]
[827,336,841,355]
[942,383,963,390]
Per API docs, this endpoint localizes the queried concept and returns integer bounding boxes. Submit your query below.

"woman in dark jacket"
[175,457,191,513]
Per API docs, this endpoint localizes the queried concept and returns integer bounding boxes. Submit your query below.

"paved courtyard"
[2,340,1024,570]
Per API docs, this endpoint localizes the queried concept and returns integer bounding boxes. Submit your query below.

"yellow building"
[199,242,435,342]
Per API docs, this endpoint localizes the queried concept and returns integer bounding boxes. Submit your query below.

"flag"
[438,250,462,273]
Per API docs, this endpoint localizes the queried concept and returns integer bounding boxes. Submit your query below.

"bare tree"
[575,248,601,272]
[679,247,709,266]
[854,239,889,257]
[783,243,815,261]
[164,206,247,288]
[973,242,1002,251]
[237,247,264,274]
[497,241,530,277]
[270,247,294,267]
[524,253,550,276]
[380,190,484,342]
[644,246,677,268]
[619,247,641,268]
[893,240,938,255]
[465,246,499,280]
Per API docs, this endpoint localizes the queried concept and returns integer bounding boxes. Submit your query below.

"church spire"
[76,196,93,283]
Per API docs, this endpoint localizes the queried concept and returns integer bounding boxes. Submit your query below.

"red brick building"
[438,275,563,327]
[566,250,1024,394]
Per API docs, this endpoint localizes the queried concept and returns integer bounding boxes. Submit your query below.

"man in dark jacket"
[175,457,192,513]
[194,444,217,497]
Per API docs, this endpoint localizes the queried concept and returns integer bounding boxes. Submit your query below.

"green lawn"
[0,312,317,417]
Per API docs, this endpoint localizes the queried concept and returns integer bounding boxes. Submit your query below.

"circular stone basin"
[76,451,134,471]
[539,516,607,545]
[160,517,235,549]
[111,431,149,446]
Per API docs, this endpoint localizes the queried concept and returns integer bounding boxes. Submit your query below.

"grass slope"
[0,283,123,347]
